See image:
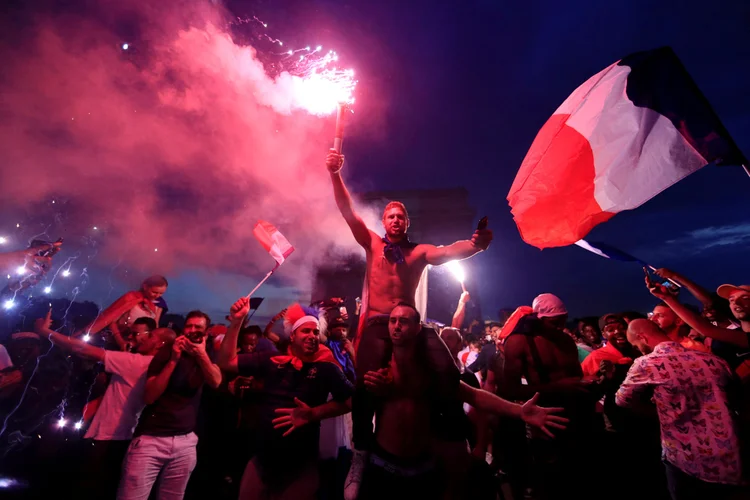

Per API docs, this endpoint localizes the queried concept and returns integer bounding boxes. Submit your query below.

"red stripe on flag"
[508,114,615,249]
[252,221,276,254]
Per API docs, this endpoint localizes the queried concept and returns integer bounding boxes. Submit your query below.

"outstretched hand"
[521,392,569,438]
[326,148,345,174]
[272,398,314,437]
[471,229,493,251]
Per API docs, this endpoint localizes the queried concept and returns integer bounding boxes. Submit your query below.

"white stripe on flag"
[574,240,610,259]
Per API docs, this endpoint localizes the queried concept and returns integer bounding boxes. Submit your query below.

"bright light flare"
[122,43,129,50]
[57,418,67,428]
[62,269,71,277]
[16,266,27,276]
[291,68,356,115]
[3,300,14,310]
[445,261,466,284]
[44,286,52,294]
[0,237,6,244]
[82,334,91,342]
[74,421,83,430]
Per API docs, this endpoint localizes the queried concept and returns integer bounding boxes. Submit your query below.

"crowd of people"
[0,149,746,500]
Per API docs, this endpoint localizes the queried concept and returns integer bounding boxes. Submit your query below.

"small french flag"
[253,220,294,266]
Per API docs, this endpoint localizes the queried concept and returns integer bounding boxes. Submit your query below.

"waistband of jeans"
[369,452,435,477]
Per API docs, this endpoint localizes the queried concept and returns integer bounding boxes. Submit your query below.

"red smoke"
[0,1,372,291]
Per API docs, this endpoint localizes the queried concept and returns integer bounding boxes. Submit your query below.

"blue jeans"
[663,460,738,500]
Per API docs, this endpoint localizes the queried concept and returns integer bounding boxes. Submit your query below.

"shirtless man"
[502,293,601,500]
[325,149,493,498]
[361,304,568,500]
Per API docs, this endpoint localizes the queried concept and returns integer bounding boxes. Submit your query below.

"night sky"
[304,0,750,318]
[1,0,748,323]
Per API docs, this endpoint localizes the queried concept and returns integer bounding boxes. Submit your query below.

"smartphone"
[477,216,488,231]
[643,267,655,287]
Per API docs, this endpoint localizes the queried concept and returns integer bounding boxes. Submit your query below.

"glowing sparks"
[122,43,129,50]
[15,266,27,276]
[44,286,52,294]
[62,269,71,277]
[154,248,158,252]
[2,300,14,310]
[289,52,357,116]
[93,226,98,230]
[445,261,466,284]
[0,237,6,244]
[74,421,83,430]
[15,223,20,228]
[82,334,91,343]
[234,15,357,116]
[57,418,67,428]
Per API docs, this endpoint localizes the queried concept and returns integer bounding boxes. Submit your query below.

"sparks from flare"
[231,15,357,116]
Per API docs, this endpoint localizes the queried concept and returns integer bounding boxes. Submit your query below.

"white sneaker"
[344,449,368,500]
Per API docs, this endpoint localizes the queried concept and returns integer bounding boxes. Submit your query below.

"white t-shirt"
[127,303,157,324]
[84,351,153,441]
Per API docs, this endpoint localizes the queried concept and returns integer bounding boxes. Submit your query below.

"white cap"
[532,293,568,318]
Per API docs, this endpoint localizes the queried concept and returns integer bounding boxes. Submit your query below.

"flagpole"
[246,264,279,299]
[647,265,682,288]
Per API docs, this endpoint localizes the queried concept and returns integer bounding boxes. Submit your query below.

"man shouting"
[325,149,493,499]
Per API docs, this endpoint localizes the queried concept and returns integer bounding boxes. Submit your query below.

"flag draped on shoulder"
[507,47,746,249]
[253,220,294,266]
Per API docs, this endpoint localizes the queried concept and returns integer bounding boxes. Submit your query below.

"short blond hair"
[382,201,409,221]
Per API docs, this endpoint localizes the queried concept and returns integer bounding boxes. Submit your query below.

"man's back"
[505,316,581,386]
[616,342,742,485]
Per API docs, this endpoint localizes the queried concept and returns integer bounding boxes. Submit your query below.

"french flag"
[507,47,746,249]
[253,220,294,266]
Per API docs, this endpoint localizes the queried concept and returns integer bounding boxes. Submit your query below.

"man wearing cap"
[580,314,636,377]
[647,282,749,351]
[218,299,354,500]
[502,293,603,500]
[321,314,356,384]
[647,282,750,460]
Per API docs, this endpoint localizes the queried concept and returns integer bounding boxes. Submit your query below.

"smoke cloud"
[0,0,378,297]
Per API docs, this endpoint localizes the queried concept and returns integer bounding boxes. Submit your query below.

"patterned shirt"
[615,342,742,485]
